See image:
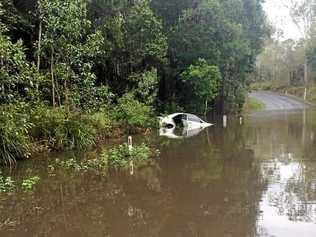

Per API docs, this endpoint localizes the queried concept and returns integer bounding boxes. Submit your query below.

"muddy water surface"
[1,110,316,237]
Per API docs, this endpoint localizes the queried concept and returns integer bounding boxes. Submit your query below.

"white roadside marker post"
[223,115,227,128]
[128,136,134,175]
[239,116,243,125]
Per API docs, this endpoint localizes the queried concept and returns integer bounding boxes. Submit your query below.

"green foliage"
[114,93,155,131]
[128,69,159,105]
[41,0,104,108]
[79,85,115,112]
[0,174,15,192]
[30,106,96,150]
[21,176,40,191]
[0,104,31,165]
[0,34,40,104]
[0,0,269,162]
[89,110,114,138]
[53,142,157,173]
[105,143,153,168]
[55,156,108,175]
[0,172,40,193]
[124,0,167,66]
[224,83,248,113]
[181,59,221,113]
[243,97,265,113]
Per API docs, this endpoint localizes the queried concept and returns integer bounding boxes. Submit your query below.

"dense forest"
[253,0,316,87]
[0,0,269,163]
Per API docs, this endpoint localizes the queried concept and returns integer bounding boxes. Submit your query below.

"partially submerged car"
[159,126,207,139]
[159,113,213,130]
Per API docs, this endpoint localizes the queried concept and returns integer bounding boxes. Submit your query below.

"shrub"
[181,59,221,114]
[128,69,158,106]
[243,97,265,113]
[106,143,153,168]
[114,93,156,131]
[30,106,96,150]
[0,105,31,165]
[89,111,113,138]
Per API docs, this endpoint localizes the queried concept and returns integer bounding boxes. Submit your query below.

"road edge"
[252,90,314,108]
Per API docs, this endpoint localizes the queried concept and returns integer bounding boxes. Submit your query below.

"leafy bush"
[30,106,96,150]
[0,105,31,165]
[243,97,265,113]
[106,143,153,168]
[224,83,248,113]
[114,93,156,131]
[89,111,114,138]
[128,69,159,106]
[181,59,221,113]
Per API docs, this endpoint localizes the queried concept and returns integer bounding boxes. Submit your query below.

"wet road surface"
[249,91,309,111]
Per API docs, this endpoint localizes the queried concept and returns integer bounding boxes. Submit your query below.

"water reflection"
[159,126,208,139]
[248,110,316,236]
[0,110,316,236]
[258,159,316,236]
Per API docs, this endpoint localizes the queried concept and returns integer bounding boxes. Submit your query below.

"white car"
[159,113,213,130]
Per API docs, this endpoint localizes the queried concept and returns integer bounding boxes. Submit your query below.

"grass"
[0,105,31,165]
[284,86,316,104]
[243,97,265,113]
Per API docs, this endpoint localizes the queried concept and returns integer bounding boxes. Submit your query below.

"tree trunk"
[304,59,308,84]
[0,58,4,97]
[204,99,208,116]
[37,0,42,72]
[51,47,56,108]
[64,79,69,111]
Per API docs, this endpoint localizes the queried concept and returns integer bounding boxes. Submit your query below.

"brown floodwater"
[1,109,316,237]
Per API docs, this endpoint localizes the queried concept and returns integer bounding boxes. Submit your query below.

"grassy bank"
[0,99,157,165]
[243,97,265,113]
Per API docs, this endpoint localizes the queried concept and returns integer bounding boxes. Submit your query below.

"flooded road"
[249,91,310,111]
[1,109,316,237]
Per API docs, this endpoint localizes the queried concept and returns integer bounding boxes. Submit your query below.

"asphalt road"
[249,91,309,111]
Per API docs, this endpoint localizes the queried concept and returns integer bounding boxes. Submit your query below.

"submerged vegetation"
[106,143,156,168]
[0,172,40,193]
[53,143,158,174]
[0,0,269,163]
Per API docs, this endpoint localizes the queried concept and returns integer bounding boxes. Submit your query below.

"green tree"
[41,0,104,109]
[0,2,41,104]
[181,59,221,114]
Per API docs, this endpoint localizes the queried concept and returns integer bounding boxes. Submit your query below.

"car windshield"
[187,114,202,123]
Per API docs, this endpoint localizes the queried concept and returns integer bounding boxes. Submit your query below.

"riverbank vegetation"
[0,0,269,163]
